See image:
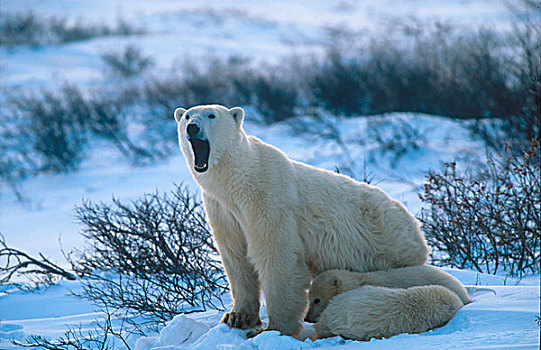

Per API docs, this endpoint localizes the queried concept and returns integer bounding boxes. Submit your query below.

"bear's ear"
[174,108,186,123]
[229,107,244,127]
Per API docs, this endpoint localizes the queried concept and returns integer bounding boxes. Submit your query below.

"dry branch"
[0,233,76,286]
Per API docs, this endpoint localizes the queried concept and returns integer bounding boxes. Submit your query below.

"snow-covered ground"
[0,1,539,349]
[1,269,538,349]
[135,269,540,350]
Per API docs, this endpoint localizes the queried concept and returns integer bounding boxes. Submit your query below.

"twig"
[0,233,76,285]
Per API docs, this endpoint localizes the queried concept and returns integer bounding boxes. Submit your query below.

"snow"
[132,269,540,350]
[138,270,541,350]
[0,281,101,344]
[1,269,537,350]
[0,1,539,349]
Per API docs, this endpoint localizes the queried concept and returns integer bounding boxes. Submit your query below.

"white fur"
[305,265,470,322]
[174,104,429,336]
[315,285,464,341]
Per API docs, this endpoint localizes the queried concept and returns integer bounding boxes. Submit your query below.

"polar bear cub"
[306,266,467,340]
[305,265,470,323]
[314,284,463,340]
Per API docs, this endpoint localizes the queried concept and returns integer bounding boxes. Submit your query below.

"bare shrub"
[0,11,145,47]
[0,233,76,290]
[101,45,154,78]
[252,69,301,122]
[366,115,428,168]
[8,85,90,173]
[13,310,134,350]
[69,184,227,328]
[310,24,521,120]
[471,0,540,150]
[2,185,225,347]
[308,10,539,151]
[0,11,45,46]
[418,139,540,276]
[143,56,255,121]
[144,58,232,118]
[4,84,151,176]
[143,55,303,123]
[310,48,368,115]
[49,17,107,43]
[139,13,537,133]
[0,109,37,198]
[50,17,143,44]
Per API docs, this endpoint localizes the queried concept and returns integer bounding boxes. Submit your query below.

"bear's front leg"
[247,219,310,337]
[204,196,262,330]
[218,248,262,330]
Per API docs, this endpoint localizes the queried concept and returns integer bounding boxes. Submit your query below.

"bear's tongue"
[189,138,210,173]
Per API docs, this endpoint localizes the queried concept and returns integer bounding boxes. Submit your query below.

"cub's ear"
[174,108,186,123]
[229,107,244,126]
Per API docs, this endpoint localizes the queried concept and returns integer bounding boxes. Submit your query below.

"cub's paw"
[221,312,262,330]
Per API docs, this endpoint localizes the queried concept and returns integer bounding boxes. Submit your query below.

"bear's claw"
[221,312,262,330]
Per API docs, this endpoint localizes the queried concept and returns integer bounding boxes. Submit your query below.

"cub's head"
[304,270,345,323]
[174,105,244,174]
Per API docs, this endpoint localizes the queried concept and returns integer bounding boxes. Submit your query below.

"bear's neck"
[194,132,256,201]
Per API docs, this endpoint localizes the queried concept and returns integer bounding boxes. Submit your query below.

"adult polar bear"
[174,104,429,337]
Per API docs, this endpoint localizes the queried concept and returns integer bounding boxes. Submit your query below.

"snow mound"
[135,315,211,350]
[137,321,350,350]
[136,270,539,350]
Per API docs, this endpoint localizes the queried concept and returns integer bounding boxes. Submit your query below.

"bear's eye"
[208,113,216,119]
[185,114,190,120]
[314,298,320,304]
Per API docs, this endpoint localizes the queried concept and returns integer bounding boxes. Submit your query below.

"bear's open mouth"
[189,138,210,173]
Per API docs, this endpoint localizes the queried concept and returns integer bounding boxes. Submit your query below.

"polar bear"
[313,284,464,340]
[305,265,470,323]
[174,104,429,337]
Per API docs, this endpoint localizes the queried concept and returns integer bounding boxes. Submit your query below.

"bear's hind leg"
[252,245,310,337]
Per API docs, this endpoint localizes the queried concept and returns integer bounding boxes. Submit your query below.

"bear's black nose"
[186,123,200,139]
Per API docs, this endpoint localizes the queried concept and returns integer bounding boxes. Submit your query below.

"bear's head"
[304,270,345,323]
[174,104,244,174]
